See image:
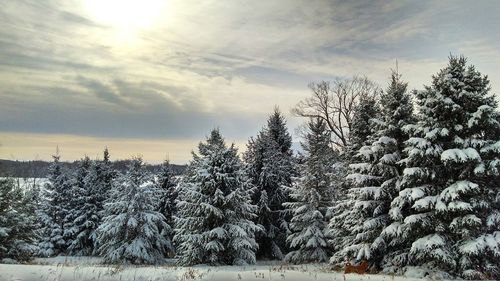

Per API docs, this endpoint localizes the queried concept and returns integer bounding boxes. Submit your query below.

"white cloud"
[1,0,499,162]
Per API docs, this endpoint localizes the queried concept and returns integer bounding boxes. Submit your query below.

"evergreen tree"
[284,119,335,263]
[174,129,260,265]
[244,108,294,259]
[0,178,38,261]
[95,148,116,220]
[101,147,116,194]
[95,158,172,264]
[83,148,117,255]
[64,156,91,254]
[66,157,102,255]
[156,159,177,239]
[348,94,380,155]
[333,71,414,266]
[38,152,72,256]
[24,178,43,255]
[328,94,380,264]
[327,180,358,263]
[388,56,500,278]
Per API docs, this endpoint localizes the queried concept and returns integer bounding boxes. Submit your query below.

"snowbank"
[0,258,457,281]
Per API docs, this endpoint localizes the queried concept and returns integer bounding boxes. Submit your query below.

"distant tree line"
[0,159,186,178]
[0,55,498,280]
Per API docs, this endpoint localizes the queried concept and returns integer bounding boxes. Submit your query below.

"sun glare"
[83,0,168,43]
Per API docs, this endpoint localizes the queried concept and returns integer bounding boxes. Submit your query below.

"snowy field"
[0,257,454,281]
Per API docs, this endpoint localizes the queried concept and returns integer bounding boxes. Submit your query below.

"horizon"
[1,0,500,163]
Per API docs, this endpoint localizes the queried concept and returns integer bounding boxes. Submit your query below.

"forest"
[1,55,499,280]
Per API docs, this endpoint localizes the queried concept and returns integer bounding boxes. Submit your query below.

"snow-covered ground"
[0,257,454,281]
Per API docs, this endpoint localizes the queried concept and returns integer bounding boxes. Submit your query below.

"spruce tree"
[284,118,335,263]
[38,152,72,256]
[96,147,116,218]
[328,93,380,264]
[334,71,414,267]
[389,56,500,278]
[349,94,380,153]
[0,178,38,261]
[67,157,103,255]
[83,148,117,255]
[64,156,91,254]
[24,178,43,255]
[174,129,259,265]
[244,108,294,259]
[95,158,172,264]
[101,147,116,195]
[156,159,177,239]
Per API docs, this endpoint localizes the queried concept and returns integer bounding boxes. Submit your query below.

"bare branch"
[292,76,381,149]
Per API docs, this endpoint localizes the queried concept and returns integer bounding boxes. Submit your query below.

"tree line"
[0,159,187,178]
[0,55,498,279]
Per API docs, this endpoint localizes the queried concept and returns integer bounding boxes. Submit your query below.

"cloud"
[1,0,499,162]
[76,76,127,105]
[0,132,204,164]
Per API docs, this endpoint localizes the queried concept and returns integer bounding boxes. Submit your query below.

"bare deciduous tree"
[292,76,381,148]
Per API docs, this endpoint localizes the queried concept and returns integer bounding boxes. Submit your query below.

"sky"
[1,0,500,164]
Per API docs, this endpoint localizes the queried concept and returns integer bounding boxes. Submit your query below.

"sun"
[83,0,169,46]
[83,0,167,35]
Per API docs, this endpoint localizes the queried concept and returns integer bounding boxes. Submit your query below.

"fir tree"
[174,129,260,265]
[95,158,172,264]
[0,178,38,261]
[244,108,294,259]
[83,148,117,255]
[24,178,43,255]
[328,93,380,264]
[348,94,380,155]
[101,147,116,194]
[389,56,500,278]
[334,71,414,267]
[38,152,72,256]
[64,156,91,254]
[284,119,335,263]
[156,159,177,239]
[67,157,102,255]
[95,147,117,218]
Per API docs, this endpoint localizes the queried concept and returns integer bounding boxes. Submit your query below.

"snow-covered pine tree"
[0,178,38,261]
[372,71,414,268]
[243,108,294,259]
[101,147,116,195]
[81,148,117,255]
[389,56,500,278]
[24,177,43,254]
[174,129,260,265]
[156,159,177,244]
[95,157,172,264]
[284,118,336,263]
[95,148,116,215]
[64,156,90,254]
[328,93,380,264]
[335,71,414,267]
[66,157,101,255]
[349,94,381,154]
[38,152,72,256]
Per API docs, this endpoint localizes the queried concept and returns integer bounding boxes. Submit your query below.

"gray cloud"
[76,76,127,106]
[0,75,267,141]
[57,10,101,27]
[1,0,500,152]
